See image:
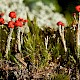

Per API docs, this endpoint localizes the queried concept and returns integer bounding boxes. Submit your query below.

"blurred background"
[23,0,80,24]
[1,0,80,28]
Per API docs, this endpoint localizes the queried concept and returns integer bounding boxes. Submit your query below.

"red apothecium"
[14,20,23,27]
[0,13,4,17]
[0,18,5,25]
[23,20,28,23]
[18,18,24,22]
[9,11,16,18]
[61,23,65,26]
[73,13,76,16]
[8,21,15,28]
[75,5,80,12]
[57,21,64,26]
[18,18,28,23]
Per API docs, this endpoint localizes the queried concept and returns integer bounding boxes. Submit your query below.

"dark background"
[58,0,80,13]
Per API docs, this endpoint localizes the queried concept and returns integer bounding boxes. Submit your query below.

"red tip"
[73,13,76,16]
[18,18,24,22]
[57,21,64,26]
[14,20,23,27]
[8,21,15,28]
[0,13,4,17]
[23,20,28,23]
[0,18,5,25]
[9,11,16,18]
[75,5,80,12]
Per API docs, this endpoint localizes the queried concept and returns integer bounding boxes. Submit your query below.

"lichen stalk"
[17,27,21,52]
[59,25,67,53]
[77,12,80,58]
[20,27,23,45]
[45,35,48,50]
[5,28,13,57]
